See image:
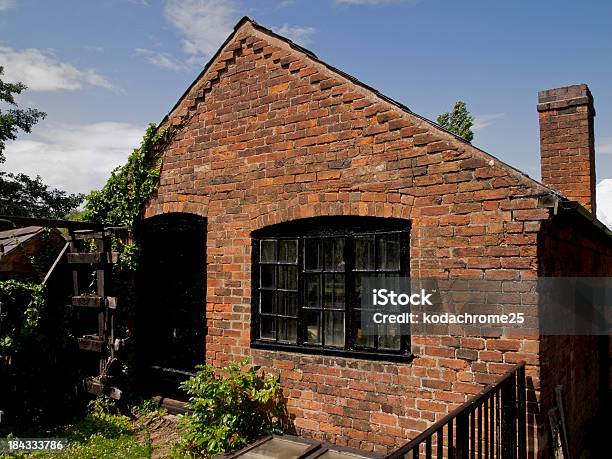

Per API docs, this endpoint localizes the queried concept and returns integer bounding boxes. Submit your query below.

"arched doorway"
[136,212,206,397]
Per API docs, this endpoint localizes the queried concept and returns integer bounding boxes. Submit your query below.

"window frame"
[250,217,413,362]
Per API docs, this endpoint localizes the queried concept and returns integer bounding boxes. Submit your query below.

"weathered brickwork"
[143,19,609,456]
[538,85,596,212]
[538,214,612,458]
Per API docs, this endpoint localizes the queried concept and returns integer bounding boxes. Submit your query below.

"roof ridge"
[241,18,565,198]
[158,16,570,200]
[155,16,612,238]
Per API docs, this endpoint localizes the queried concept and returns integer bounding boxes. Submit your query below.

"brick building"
[141,17,610,457]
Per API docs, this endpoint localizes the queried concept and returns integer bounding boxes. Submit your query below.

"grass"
[0,398,164,459]
[32,434,151,459]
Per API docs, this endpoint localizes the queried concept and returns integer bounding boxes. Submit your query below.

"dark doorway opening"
[136,213,206,398]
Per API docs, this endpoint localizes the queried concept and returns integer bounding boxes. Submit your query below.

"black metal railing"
[387,362,527,459]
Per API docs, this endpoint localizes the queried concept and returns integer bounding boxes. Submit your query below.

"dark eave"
[0,215,107,231]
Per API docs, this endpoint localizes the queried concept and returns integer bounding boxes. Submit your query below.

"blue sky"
[1,0,612,223]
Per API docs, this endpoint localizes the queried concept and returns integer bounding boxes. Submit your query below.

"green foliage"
[83,123,167,271]
[0,396,158,459]
[87,395,121,417]
[0,279,45,357]
[19,228,63,282]
[0,65,81,218]
[130,398,165,419]
[58,396,132,443]
[116,241,139,271]
[178,358,284,457]
[65,209,86,221]
[0,277,78,431]
[4,424,145,459]
[83,124,165,229]
[0,436,151,459]
[437,100,474,142]
[0,172,83,219]
[35,435,151,459]
[0,66,46,163]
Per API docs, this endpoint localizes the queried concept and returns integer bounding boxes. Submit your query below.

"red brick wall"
[538,85,596,213]
[143,21,603,456]
[538,214,612,458]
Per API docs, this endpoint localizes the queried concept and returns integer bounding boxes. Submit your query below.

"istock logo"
[372,288,434,306]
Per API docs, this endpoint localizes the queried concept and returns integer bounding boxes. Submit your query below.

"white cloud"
[0,0,15,11]
[161,1,317,65]
[597,179,612,230]
[596,137,612,155]
[1,121,145,194]
[134,48,187,71]
[272,24,317,46]
[473,113,505,131]
[163,0,237,63]
[0,46,119,92]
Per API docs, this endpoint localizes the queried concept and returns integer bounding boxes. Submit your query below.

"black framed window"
[251,217,411,361]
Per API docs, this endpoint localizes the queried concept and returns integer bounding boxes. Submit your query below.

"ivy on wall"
[83,123,169,269]
[84,123,166,228]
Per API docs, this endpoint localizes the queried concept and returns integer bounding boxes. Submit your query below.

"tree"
[0,172,84,219]
[437,100,474,142]
[0,66,46,163]
[0,66,83,217]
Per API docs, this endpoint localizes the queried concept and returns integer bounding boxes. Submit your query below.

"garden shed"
[0,225,65,280]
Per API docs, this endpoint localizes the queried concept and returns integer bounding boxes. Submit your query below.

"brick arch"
[143,199,208,220]
[249,199,411,233]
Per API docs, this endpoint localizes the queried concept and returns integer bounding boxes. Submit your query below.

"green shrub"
[0,279,78,431]
[0,280,45,357]
[130,398,163,418]
[178,358,284,457]
[63,395,132,443]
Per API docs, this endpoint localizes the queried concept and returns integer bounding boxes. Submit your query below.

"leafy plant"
[0,278,79,431]
[0,172,84,218]
[87,395,120,417]
[116,240,139,271]
[130,398,162,418]
[83,123,165,230]
[83,123,169,270]
[65,396,133,443]
[0,279,45,357]
[177,358,285,457]
[437,100,474,142]
[0,396,163,459]
[0,65,82,218]
[0,65,46,162]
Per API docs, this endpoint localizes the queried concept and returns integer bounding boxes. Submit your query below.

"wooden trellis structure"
[67,226,127,399]
[1,213,206,407]
[0,215,129,399]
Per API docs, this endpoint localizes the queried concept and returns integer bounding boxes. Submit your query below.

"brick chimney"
[538,84,596,212]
